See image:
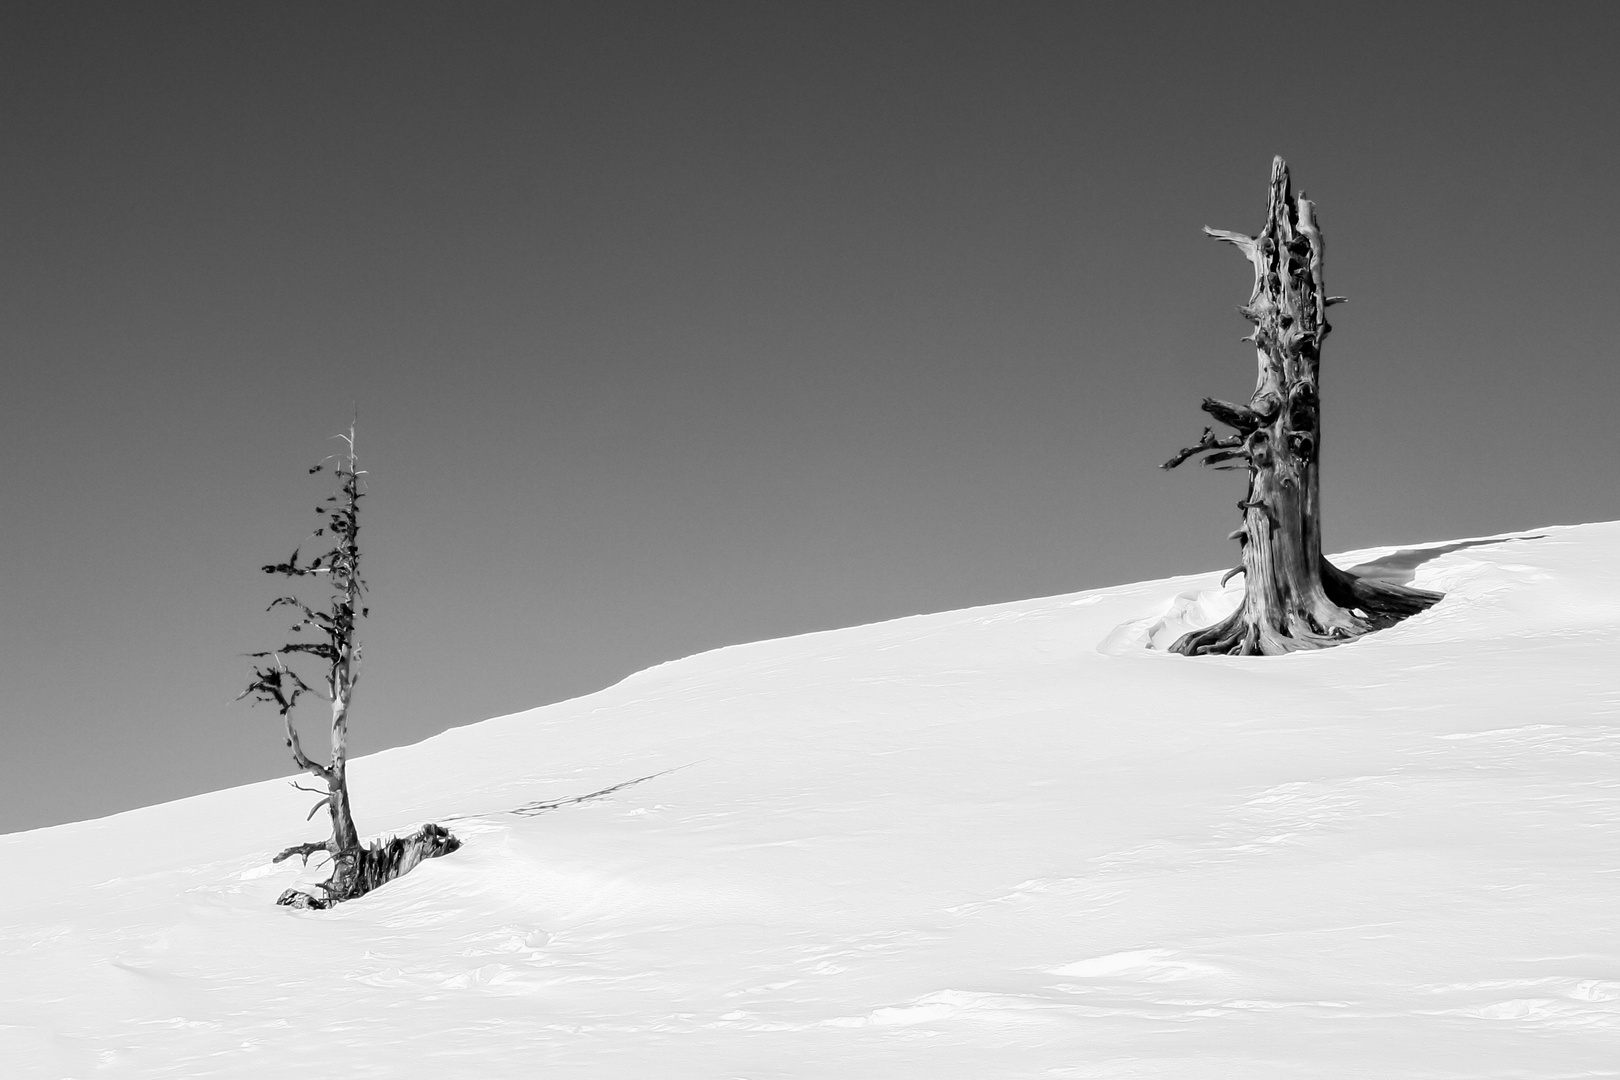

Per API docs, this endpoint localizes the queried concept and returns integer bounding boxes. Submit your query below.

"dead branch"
[285,712,333,783]
[1161,428,1243,471]
[1199,448,1251,468]
[273,840,332,865]
[441,763,700,824]
[508,767,683,817]
[1201,397,1264,433]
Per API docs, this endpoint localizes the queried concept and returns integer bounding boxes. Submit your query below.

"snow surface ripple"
[4,523,1618,1078]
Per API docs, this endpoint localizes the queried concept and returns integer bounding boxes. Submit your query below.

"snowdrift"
[5,522,1618,1078]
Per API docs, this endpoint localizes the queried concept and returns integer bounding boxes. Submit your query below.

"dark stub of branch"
[276,823,461,910]
[1200,397,1264,433]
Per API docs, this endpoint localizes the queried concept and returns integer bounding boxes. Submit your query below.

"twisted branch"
[273,840,332,865]
[1161,427,1243,471]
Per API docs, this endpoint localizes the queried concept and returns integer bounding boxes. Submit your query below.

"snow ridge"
[4,522,1618,1078]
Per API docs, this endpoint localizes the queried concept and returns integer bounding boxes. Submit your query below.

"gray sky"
[4,2,1618,833]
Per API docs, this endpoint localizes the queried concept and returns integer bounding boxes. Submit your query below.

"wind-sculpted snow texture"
[4,523,1619,1078]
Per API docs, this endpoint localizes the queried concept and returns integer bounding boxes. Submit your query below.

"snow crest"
[5,522,1619,1078]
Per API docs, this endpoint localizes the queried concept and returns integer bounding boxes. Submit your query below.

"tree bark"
[322,648,363,896]
[1163,157,1441,655]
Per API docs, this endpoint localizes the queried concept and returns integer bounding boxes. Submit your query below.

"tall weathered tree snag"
[241,426,458,907]
[1162,157,1442,655]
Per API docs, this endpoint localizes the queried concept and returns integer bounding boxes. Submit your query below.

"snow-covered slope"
[5,523,1618,1079]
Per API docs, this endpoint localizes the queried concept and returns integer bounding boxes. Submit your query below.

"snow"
[5,522,1618,1078]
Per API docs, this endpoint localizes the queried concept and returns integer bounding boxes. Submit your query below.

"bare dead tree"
[241,425,457,907]
[1161,157,1441,655]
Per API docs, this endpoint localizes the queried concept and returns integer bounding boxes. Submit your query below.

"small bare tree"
[1162,158,1441,655]
[242,426,457,907]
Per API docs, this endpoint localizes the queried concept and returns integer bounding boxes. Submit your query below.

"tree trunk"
[317,636,368,898]
[323,681,363,896]
[1163,157,1441,656]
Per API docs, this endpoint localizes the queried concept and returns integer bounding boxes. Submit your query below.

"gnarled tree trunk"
[1162,157,1441,655]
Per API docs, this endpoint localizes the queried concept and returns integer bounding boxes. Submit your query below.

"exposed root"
[346,823,460,896]
[1169,609,1245,655]
[1170,556,1443,656]
[1322,563,1444,627]
[276,823,460,910]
